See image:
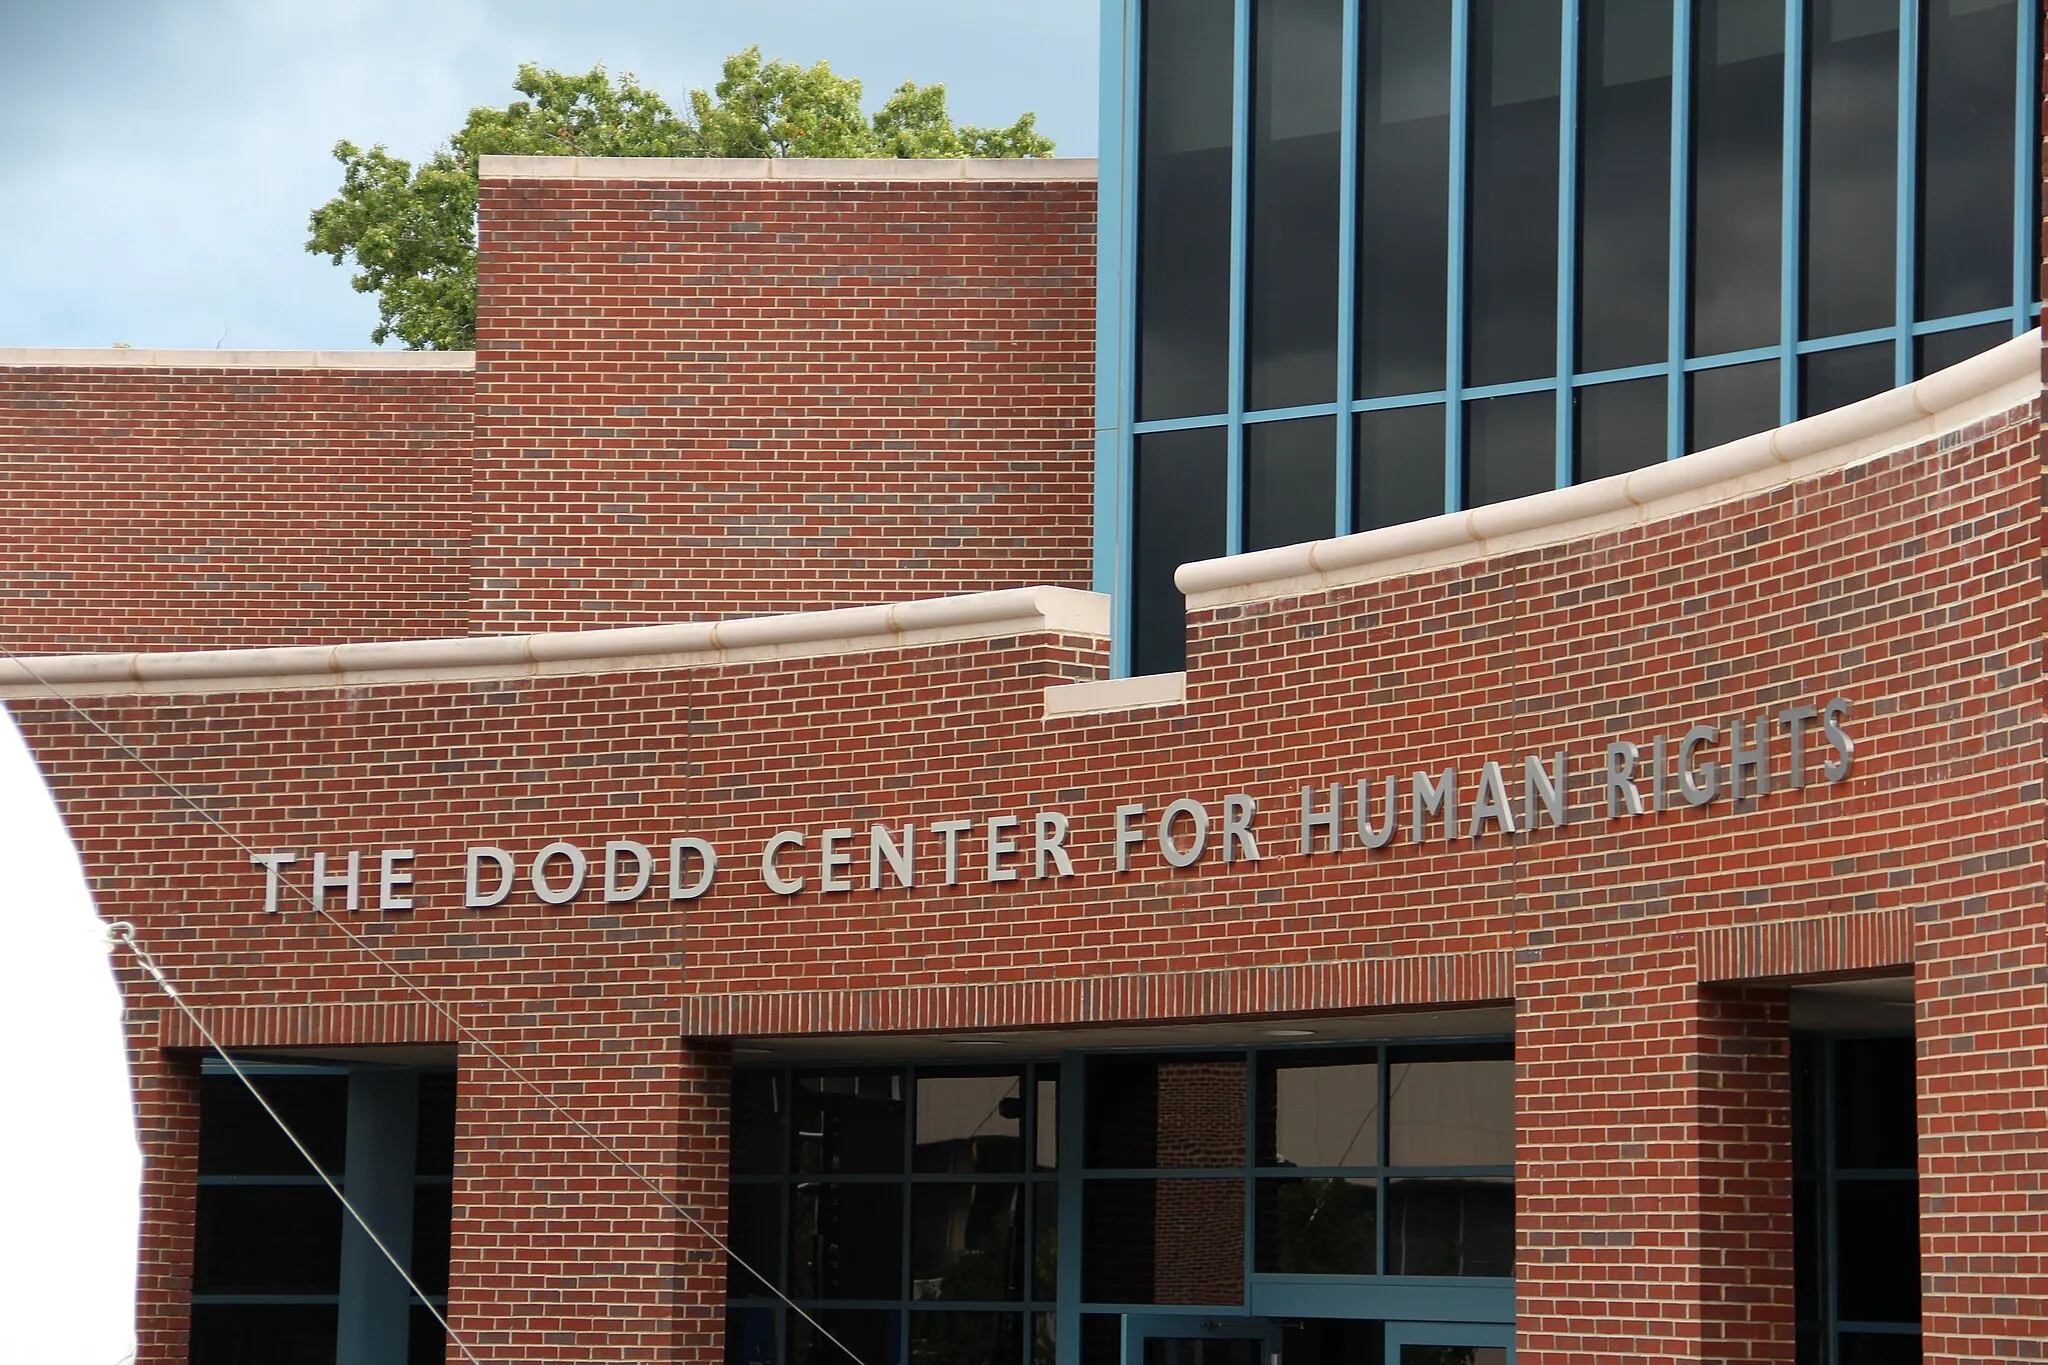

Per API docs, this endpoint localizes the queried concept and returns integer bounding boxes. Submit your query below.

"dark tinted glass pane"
[1835,1179,1921,1323]
[1802,0,1898,338]
[1792,1035,1821,1172]
[1255,1176,1378,1273]
[1797,1330,1823,1365]
[1793,1177,1820,1320]
[912,1182,1024,1301]
[1134,428,1227,676]
[1691,0,1785,355]
[1838,1331,1925,1364]
[1036,1075,1058,1172]
[1688,359,1781,450]
[1835,1036,1916,1170]
[1085,1055,1246,1168]
[1387,1047,1514,1167]
[1246,417,1336,551]
[1385,1177,1514,1275]
[1579,0,1673,371]
[727,1305,778,1365]
[414,1070,456,1178]
[1356,405,1447,529]
[1035,1312,1057,1365]
[792,1310,899,1365]
[199,1073,348,1176]
[912,1311,1024,1365]
[1258,1049,1379,1167]
[1284,1319,1383,1364]
[1083,1178,1246,1305]
[1465,391,1555,508]
[1915,321,2012,378]
[729,1181,781,1296]
[1034,1182,1058,1300]
[409,1179,452,1296]
[1398,1349,1508,1365]
[189,1303,337,1365]
[409,1304,449,1365]
[916,1072,1023,1174]
[1249,0,1342,409]
[1576,376,1667,481]
[1467,0,1561,385]
[733,1070,784,1176]
[1800,342,1895,417]
[794,1070,905,1174]
[1357,0,1453,396]
[192,1185,344,1293]
[1919,0,2017,317]
[791,1183,905,1300]
[1138,0,1235,421]
[1148,1339,1264,1365]
[1082,1314,1123,1365]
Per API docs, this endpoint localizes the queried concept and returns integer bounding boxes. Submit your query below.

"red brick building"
[3,6,2045,1363]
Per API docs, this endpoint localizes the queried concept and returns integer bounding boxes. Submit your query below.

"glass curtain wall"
[1113,0,2039,675]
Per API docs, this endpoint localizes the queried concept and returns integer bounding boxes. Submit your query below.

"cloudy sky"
[0,0,1100,352]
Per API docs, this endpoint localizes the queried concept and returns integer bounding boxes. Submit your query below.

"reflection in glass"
[1248,0,1343,409]
[791,1183,904,1300]
[1386,1177,1514,1276]
[1578,0,1672,371]
[912,1183,1024,1301]
[732,1070,784,1176]
[916,1073,1023,1174]
[1688,360,1781,451]
[1255,1176,1378,1274]
[1802,0,1898,338]
[1036,1077,1058,1172]
[1134,429,1227,677]
[1576,377,1667,483]
[1034,1182,1058,1301]
[1034,1312,1057,1365]
[728,1181,780,1297]
[1800,343,1894,417]
[1357,0,1454,397]
[1387,1050,1514,1167]
[1916,322,2011,379]
[1259,1050,1379,1167]
[1691,0,1784,355]
[1465,392,1555,509]
[794,1071,905,1174]
[911,1311,1024,1365]
[1466,0,1562,385]
[1137,0,1235,421]
[1085,1055,1246,1169]
[1246,417,1337,551]
[1919,0,2017,318]
[791,1310,899,1365]
[1834,1179,1921,1324]
[1083,1179,1247,1306]
[726,1306,777,1365]
[1356,406,1446,530]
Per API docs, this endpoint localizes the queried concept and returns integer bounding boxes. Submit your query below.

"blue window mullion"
[1055,1051,1084,1365]
[1555,0,1583,488]
[1225,0,1253,556]
[1334,0,1362,535]
[1894,0,1920,387]
[1779,0,1805,424]
[1109,0,1142,678]
[1446,0,1473,513]
[1668,0,1695,459]
[2015,0,2040,333]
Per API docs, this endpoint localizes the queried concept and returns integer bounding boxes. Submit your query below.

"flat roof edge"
[478,154,1097,182]
[0,348,474,371]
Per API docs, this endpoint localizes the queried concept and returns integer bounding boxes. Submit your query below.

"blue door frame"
[1123,1313,1282,1364]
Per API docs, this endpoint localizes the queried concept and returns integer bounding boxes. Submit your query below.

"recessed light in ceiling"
[1263,1028,1317,1038]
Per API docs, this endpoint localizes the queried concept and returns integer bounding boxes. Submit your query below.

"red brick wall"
[0,366,472,654]
[469,171,1095,633]
[12,398,2045,1362]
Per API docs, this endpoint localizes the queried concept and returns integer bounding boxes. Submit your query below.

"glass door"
[1384,1321,1514,1365]
[1124,1314,1283,1365]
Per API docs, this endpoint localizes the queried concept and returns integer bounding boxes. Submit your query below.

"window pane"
[1356,405,1447,530]
[1081,1314,1124,1365]
[1034,1182,1059,1301]
[1357,0,1454,397]
[792,1310,900,1365]
[1385,1177,1515,1276]
[1919,0,2017,317]
[1258,1049,1379,1167]
[410,1180,452,1296]
[1576,376,1667,482]
[1467,0,1562,385]
[1578,0,1673,371]
[191,1185,344,1294]
[911,1311,1024,1365]
[733,1070,784,1177]
[1134,428,1227,677]
[1793,1177,1820,1321]
[727,1306,778,1365]
[1691,0,1785,355]
[1688,359,1781,450]
[1255,1176,1378,1273]
[1834,1179,1921,1323]
[1246,417,1336,551]
[1137,0,1236,421]
[729,1181,782,1297]
[912,1183,1025,1301]
[916,1073,1024,1174]
[410,1304,450,1365]
[189,1304,337,1365]
[795,1070,905,1174]
[1035,1076,1059,1172]
[1082,1178,1246,1305]
[791,1183,905,1300]
[1800,342,1894,417]
[1387,1048,1514,1167]
[1802,0,1898,338]
[1248,0,1343,409]
[1085,1055,1246,1169]
[199,1073,348,1176]
[1837,1332,1925,1364]
[414,1070,457,1178]
[1834,1036,1915,1170]
[1464,391,1555,508]
[1915,321,2011,378]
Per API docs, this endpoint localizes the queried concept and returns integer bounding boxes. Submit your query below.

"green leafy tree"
[307,50,1054,350]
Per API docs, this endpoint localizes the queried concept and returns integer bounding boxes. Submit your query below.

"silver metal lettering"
[1822,696,1855,781]
[1114,804,1147,872]
[669,838,716,901]
[1728,714,1770,799]
[1301,784,1341,855]
[312,850,362,914]
[1034,811,1074,878]
[1356,777,1398,849]
[464,846,514,909]
[1651,733,1670,811]
[531,842,588,906]
[930,819,972,885]
[761,831,805,896]
[603,840,654,903]
[1678,725,1722,806]
[1779,704,1819,788]
[1468,762,1517,837]
[869,825,914,890]
[987,816,1022,883]
[1523,753,1567,829]
[1221,794,1260,863]
[1158,798,1210,868]
[377,848,416,912]
[1411,769,1457,842]
[1604,743,1645,817]
[251,851,297,915]
[818,828,855,893]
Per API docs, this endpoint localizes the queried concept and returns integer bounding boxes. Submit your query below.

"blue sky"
[0,0,1100,351]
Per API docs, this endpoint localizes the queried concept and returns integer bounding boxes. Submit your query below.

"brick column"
[132,1038,200,1365]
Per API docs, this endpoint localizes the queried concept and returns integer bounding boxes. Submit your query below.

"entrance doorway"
[1124,1315,1281,1365]
[1119,1318,1509,1365]
[1383,1321,1513,1364]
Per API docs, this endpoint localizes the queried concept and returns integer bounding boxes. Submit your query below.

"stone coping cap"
[0,348,472,370]
[479,154,1097,182]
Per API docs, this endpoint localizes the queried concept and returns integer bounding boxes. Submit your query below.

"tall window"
[1107,0,2040,675]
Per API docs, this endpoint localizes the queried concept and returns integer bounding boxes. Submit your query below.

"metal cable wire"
[0,642,866,1365]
